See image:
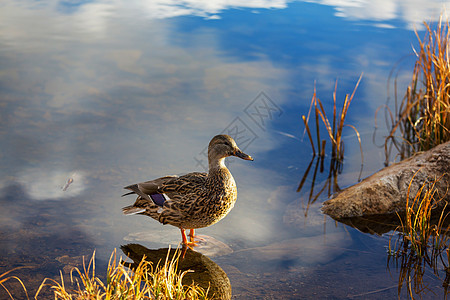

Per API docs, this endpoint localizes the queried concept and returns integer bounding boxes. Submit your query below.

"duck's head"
[208,134,253,162]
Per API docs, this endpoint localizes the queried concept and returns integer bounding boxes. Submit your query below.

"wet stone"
[323,141,450,219]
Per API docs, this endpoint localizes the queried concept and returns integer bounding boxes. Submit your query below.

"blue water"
[0,1,448,298]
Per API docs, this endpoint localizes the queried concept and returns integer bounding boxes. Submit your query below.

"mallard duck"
[122,134,253,247]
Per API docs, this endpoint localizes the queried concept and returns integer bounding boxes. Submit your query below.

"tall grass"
[388,172,450,298]
[385,17,450,163]
[303,75,363,165]
[393,172,448,256]
[378,15,450,298]
[299,76,363,214]
[31,248,209,300]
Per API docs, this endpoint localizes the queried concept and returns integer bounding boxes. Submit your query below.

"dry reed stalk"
[0,267,31,300]
[386,17,450,163]
[388,172,450,299]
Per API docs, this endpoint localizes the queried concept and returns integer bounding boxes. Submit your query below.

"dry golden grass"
[388,172,450,299]
[390,172,448,257]
[374,14,450,299]
[0,248,209,300]
[385,17,450,163]
[299,76,363,215]
[302,74,363,164]
[0,267,31,300]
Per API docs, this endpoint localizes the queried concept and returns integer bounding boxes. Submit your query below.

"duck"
[122,134,253,247]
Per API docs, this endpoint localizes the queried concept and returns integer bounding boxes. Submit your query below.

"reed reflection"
[333,208,450,299]
[296,155,340,217]
[297,77,363,217]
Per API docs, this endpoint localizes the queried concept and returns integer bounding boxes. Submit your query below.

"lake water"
[1,1,449,299]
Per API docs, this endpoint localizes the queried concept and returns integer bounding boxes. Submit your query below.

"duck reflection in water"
[121,135,253,248]
[121,243,232,300]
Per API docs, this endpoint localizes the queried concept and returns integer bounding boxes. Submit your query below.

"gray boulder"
[322,141,450,220]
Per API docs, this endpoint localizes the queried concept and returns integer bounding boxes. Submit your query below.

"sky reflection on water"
[1,0,450,298]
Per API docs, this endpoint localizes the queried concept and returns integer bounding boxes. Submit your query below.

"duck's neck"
[208,157,227,175]
[207,157,234,190]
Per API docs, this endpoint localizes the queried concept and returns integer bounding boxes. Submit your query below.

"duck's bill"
[234,149,254,161]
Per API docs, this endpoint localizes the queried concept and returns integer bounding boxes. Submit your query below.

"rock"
[335,207,450,235]
[121,244,232,300]
[322,141,450,219]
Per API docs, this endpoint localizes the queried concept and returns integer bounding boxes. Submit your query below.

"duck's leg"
[181,243,188,259]
[188,229,205,242]
[180,228,197,248]
[188,229,195,241]
[181,228,189,244]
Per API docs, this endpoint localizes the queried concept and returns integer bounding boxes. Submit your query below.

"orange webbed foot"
[181,228,200,250]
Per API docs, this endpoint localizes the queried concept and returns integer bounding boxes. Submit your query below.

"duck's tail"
[122,184,152,202]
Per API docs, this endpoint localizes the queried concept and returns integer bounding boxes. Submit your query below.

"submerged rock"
[121,244,232,300]
[226,231,351,270]
[322,141,450,220]
[334,206,450,235]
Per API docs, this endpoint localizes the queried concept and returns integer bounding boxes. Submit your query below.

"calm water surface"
[1,1,449,298]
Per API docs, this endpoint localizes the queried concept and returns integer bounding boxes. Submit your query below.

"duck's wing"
[122,175,177,200]
[156,173,209,224]
[122,172,207,212]
[160,172,207,195]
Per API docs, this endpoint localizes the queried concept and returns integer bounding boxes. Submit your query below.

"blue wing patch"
[150,193,167,207]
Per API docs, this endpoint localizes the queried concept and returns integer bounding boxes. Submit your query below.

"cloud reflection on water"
[309,0,449,29]
[0,2,449,297]
[0,1,296,253]
[17,170,86,200]
[0,0,290,178]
